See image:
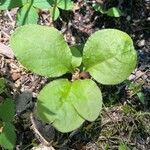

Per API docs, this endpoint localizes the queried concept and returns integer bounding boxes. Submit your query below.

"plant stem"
[52,0,58,22]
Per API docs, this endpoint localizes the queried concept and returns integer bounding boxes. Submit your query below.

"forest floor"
[0,0,150,150]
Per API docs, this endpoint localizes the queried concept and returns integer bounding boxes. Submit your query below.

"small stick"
[1,31,10,38]
[30,113,53,147]
[6,10,14,22]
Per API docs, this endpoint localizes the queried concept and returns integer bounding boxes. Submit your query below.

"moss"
[96,105,150,149]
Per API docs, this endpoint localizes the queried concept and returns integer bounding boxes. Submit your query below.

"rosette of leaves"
[0,0,73,25]
[0,78,16,149]
[10,25,137,132]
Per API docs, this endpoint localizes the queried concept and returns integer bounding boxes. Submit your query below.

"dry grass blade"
[0,43,14,59]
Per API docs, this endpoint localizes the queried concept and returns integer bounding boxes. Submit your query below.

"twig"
[30,113,53,147]
[1,31,10,38]
[6,10,14,22]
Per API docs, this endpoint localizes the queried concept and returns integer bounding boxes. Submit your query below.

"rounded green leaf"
[57,0,73,10]
[70,45,82,69]
[83,29,137,85]
[10,25,73,77]
[71,79,102,121]
[37,79,102,132]
[0,99,15,122]
[17,4,38,26]
[37,79,84,133]
[0,122,16,150]
[33,0,52,9]
[50,6,60,21]
[0,0,27,10]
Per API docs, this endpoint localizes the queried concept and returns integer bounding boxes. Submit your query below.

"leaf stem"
[52,0,58,22]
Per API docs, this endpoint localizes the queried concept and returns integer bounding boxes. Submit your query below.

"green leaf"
[0,122,16,150]
[50,6,60,20]
[0,0,26,10]
[93,4,105,14]
[83,29,137,85]
[137,92,145,104]
[37,79,84,132]
[0,78,6,94]
[70,45,82,69]
[106,7,122,17]
[37,79,102,132]
[10,25,73,77]
[128,82,142,95]
[33,0,53,9]
[0,99,15,122]
[57,0,73,10]
[17,4,38,26]
[71,79,102,121]
[118,144,129,150]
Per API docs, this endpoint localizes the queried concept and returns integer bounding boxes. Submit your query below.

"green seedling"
[0,78,16,150]
[0,0,73,25]
[10,24,137,132]
[118,143,130,150]
[93,3,122,17]
[126,80,145,104]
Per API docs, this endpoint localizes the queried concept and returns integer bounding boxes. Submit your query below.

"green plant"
[93,3,122,17]
[0,78,16,149]
[10,24,137,132]
[118,143,130,150]
[49,0,73,21]
[0,0,73,25]
[125,80,145,104]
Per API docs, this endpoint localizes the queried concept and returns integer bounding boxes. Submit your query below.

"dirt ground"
[0,0,150,149]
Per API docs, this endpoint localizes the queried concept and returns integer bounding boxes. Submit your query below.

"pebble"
[138,39,145,47]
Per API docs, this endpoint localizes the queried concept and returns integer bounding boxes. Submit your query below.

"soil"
[0,0,150,150]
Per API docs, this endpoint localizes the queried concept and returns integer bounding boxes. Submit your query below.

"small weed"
[10,24,137,132]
